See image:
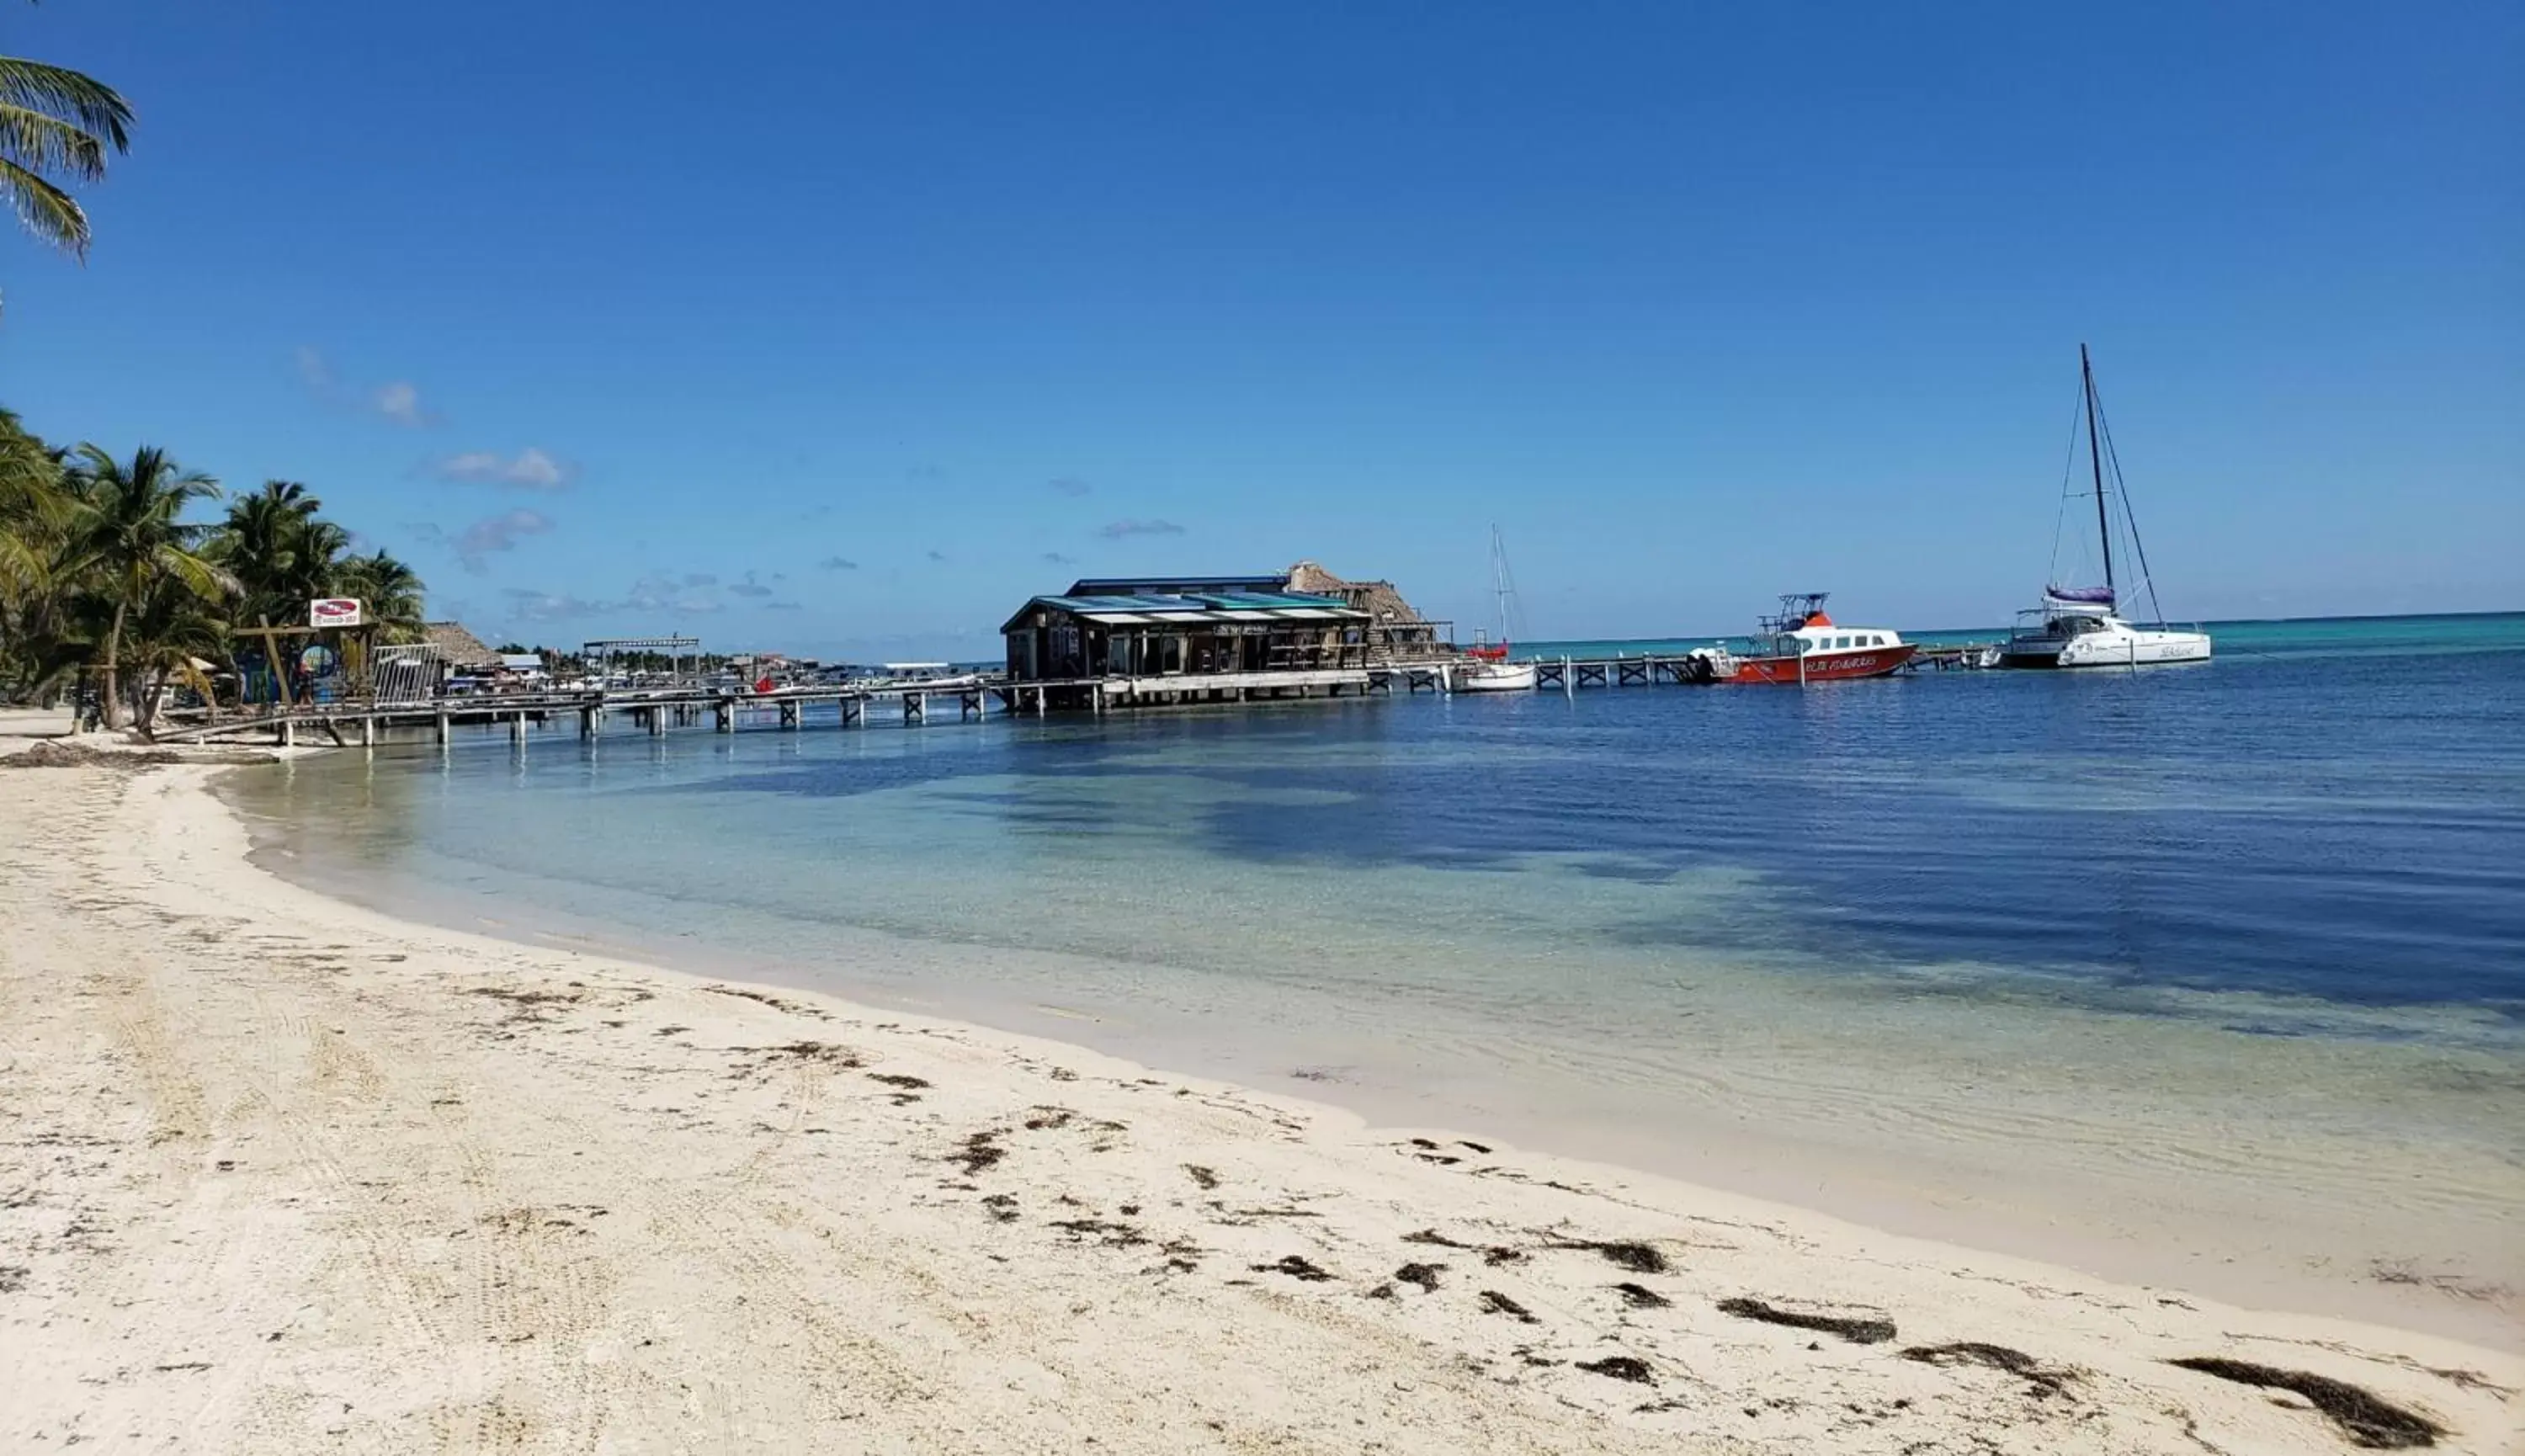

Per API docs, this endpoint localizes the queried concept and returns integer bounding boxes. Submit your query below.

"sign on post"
[310,598,365,630]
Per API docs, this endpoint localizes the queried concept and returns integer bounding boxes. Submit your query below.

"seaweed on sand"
[1545,1237,1670,1274]
[1715,1296,1895,1345]
[1576,1355,1654,1384]
[950,1130,1006,1176]
[1479,1290,1540,1325]
[1901,1342,2076,1395]
[2168,1358,2443,1449]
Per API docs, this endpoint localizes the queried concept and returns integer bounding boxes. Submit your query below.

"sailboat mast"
[2081,343,2115,596]
[1490,523,1510,645]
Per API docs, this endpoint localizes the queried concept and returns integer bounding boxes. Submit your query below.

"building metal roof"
[1065,574,1292,596]
[1001,588,1368,635]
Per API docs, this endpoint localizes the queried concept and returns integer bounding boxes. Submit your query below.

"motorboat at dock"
[1693,593,1916,684]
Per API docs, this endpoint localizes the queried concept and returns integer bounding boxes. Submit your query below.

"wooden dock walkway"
[151,646,2005,746]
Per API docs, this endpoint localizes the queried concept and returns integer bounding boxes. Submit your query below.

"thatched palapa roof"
[1285,561,1427,624]
[422,621,501,669]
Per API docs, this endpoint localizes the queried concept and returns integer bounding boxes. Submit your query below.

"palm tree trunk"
[99,597,126,729]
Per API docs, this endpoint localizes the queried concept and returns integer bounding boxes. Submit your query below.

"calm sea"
[224,612,2525,1326]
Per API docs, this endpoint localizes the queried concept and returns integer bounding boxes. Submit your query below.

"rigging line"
[1499,536,1529,644]
[2049,385,2085,588]
[2093,395,2168,625]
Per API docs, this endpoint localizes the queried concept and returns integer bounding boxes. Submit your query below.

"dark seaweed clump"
[1576,1355,1654,1384]
[2169,1358,2443,1449]
[1394,1262,1443,1293]
[1479,1290,1540,1324]
[1553,1238,1669,1274]
[950,1130,1006,1176]
[1901,1342,2074,1395]
[1716,1296,1895,1345]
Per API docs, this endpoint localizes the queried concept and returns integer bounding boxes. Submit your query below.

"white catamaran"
[1998,345,2212,669]
[1459,524,1539,692]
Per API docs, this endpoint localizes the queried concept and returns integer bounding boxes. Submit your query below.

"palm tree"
[217,478,325,624]
[1,49,135,277]
[109,568,225,732]
[1,406,61,592]
[0,406,74,692]
[214,480,325,703]
[333,548,427,640]
[61,444,231,726]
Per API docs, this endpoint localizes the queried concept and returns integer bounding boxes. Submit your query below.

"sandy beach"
[3,747,2518,1453]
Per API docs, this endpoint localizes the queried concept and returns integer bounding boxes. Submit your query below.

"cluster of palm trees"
[2,407,427,730]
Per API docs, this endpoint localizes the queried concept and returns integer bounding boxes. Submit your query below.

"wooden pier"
[151,645,2006,747]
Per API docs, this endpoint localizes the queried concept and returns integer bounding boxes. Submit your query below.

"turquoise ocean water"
[223,613,2525,1331]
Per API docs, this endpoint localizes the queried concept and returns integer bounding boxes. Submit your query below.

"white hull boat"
[1457,661,1539,692]
[1996,608,2211,668]
[1459,525,1536,692]
[2002,345,2212,670]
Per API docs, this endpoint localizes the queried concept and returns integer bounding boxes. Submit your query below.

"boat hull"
[1457,662,1539,692]
[1730,644,1916,684]
[1998,625,2211,668]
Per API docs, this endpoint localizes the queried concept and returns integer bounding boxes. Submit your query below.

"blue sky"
[3,2,2517,657]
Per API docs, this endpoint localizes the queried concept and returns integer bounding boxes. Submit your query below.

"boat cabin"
[1778,619,1906,656]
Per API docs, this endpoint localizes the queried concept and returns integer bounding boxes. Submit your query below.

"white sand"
[2,757,2517,1453]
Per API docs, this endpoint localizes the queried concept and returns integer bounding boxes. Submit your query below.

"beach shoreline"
[3,752,2518,1453]
[221,733,2525,1357]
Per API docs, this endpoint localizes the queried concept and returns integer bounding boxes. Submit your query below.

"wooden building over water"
[999,569,1449,708]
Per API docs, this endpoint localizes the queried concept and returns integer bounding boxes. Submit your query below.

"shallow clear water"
[225,613,2525,1326]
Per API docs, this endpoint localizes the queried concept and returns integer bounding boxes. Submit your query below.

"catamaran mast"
[2081,343,2115,597]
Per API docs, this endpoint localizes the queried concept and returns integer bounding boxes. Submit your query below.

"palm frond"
[0,56,133,154]
[0,151,88,254]
[0,101,105,181]
[157,545,239,603]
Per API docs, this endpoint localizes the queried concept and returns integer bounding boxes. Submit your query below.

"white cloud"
[373,381,428,427]
[449,508,554,571]
[296,346,439,427]
[501,587,606,623]
[1097,518,1186,539]
[430,447,574,492]
[295,345,337,390]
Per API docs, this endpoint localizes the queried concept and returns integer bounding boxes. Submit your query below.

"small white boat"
[1458,659,1538,692]
[2000,345,2212,670]
[1458,525,1536,692]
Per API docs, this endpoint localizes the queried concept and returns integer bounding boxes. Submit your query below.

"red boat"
[1709,592,1916,684]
